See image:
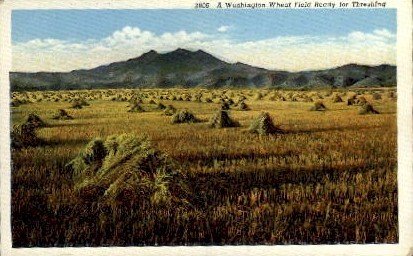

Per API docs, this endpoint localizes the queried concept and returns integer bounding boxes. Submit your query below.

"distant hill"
[10,48,396,91]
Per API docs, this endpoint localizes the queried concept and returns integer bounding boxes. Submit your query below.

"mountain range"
[10,48,396,91]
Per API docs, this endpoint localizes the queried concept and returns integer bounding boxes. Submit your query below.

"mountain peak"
[233,61,267,71]
[195,49,208,54]
[234,61,248,66]
[127,50,159,62]
[194,49,216,57]
[141,49,159,57]
[337,63,370,70]
[172,48,192,54]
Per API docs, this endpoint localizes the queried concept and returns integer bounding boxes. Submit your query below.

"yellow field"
[11,88,397,246]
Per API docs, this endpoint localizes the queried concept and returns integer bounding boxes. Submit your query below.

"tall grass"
[11,88,397,246]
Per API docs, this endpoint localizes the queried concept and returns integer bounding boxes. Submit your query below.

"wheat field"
[10,88,397,246]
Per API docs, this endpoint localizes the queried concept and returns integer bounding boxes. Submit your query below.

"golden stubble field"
[10,88,397,246]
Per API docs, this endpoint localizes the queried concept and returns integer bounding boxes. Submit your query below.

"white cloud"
[12,27,396,72]
[347,29,395,43]
[217,25,231,33]
[373,28,395,39]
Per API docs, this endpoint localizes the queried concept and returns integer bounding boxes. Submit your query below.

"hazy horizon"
[11,47,397,74]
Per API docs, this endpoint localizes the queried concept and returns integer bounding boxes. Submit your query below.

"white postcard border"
[0,1,411,255]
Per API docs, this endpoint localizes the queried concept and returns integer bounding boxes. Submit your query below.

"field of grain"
[10,88,397,246]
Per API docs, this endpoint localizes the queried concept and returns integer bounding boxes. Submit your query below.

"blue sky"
[11,9,397,72]
[12,9,396,43]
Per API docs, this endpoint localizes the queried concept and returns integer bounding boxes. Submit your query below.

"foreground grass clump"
[209,110,239,128]
[163,104,177,116]
[249,112,282,135]
[372,93,382,100]
[11,113,47,149]
[171,109,199,124]
[68,134,189,206]
[11,98,30,107]
[355,96,367,105]
[310,101,327,111]
[359,103,379,115]
[71,99,89,109]
[26,113,47,128]
[220,101,231,110]
[11,123,43,149]
[347,98,355,106]
[128,102,145,112]
[332,94,343,103]
[387,91,396,99]
[52,109,73,120]
[156,102,166,110]
[236,101,250,111]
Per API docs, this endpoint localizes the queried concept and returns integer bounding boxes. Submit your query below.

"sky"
[11,9,397,72]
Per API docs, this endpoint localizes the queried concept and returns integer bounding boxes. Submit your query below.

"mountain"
[9,49,396,91]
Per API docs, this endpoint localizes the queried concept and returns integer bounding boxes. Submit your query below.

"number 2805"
[195,2,210,8]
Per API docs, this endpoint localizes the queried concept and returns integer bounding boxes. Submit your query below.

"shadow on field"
[48,122,89,128]
[47,137,89,147]
[174,150,297,166]
[283,124,386,134]
[188,162,373,208]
